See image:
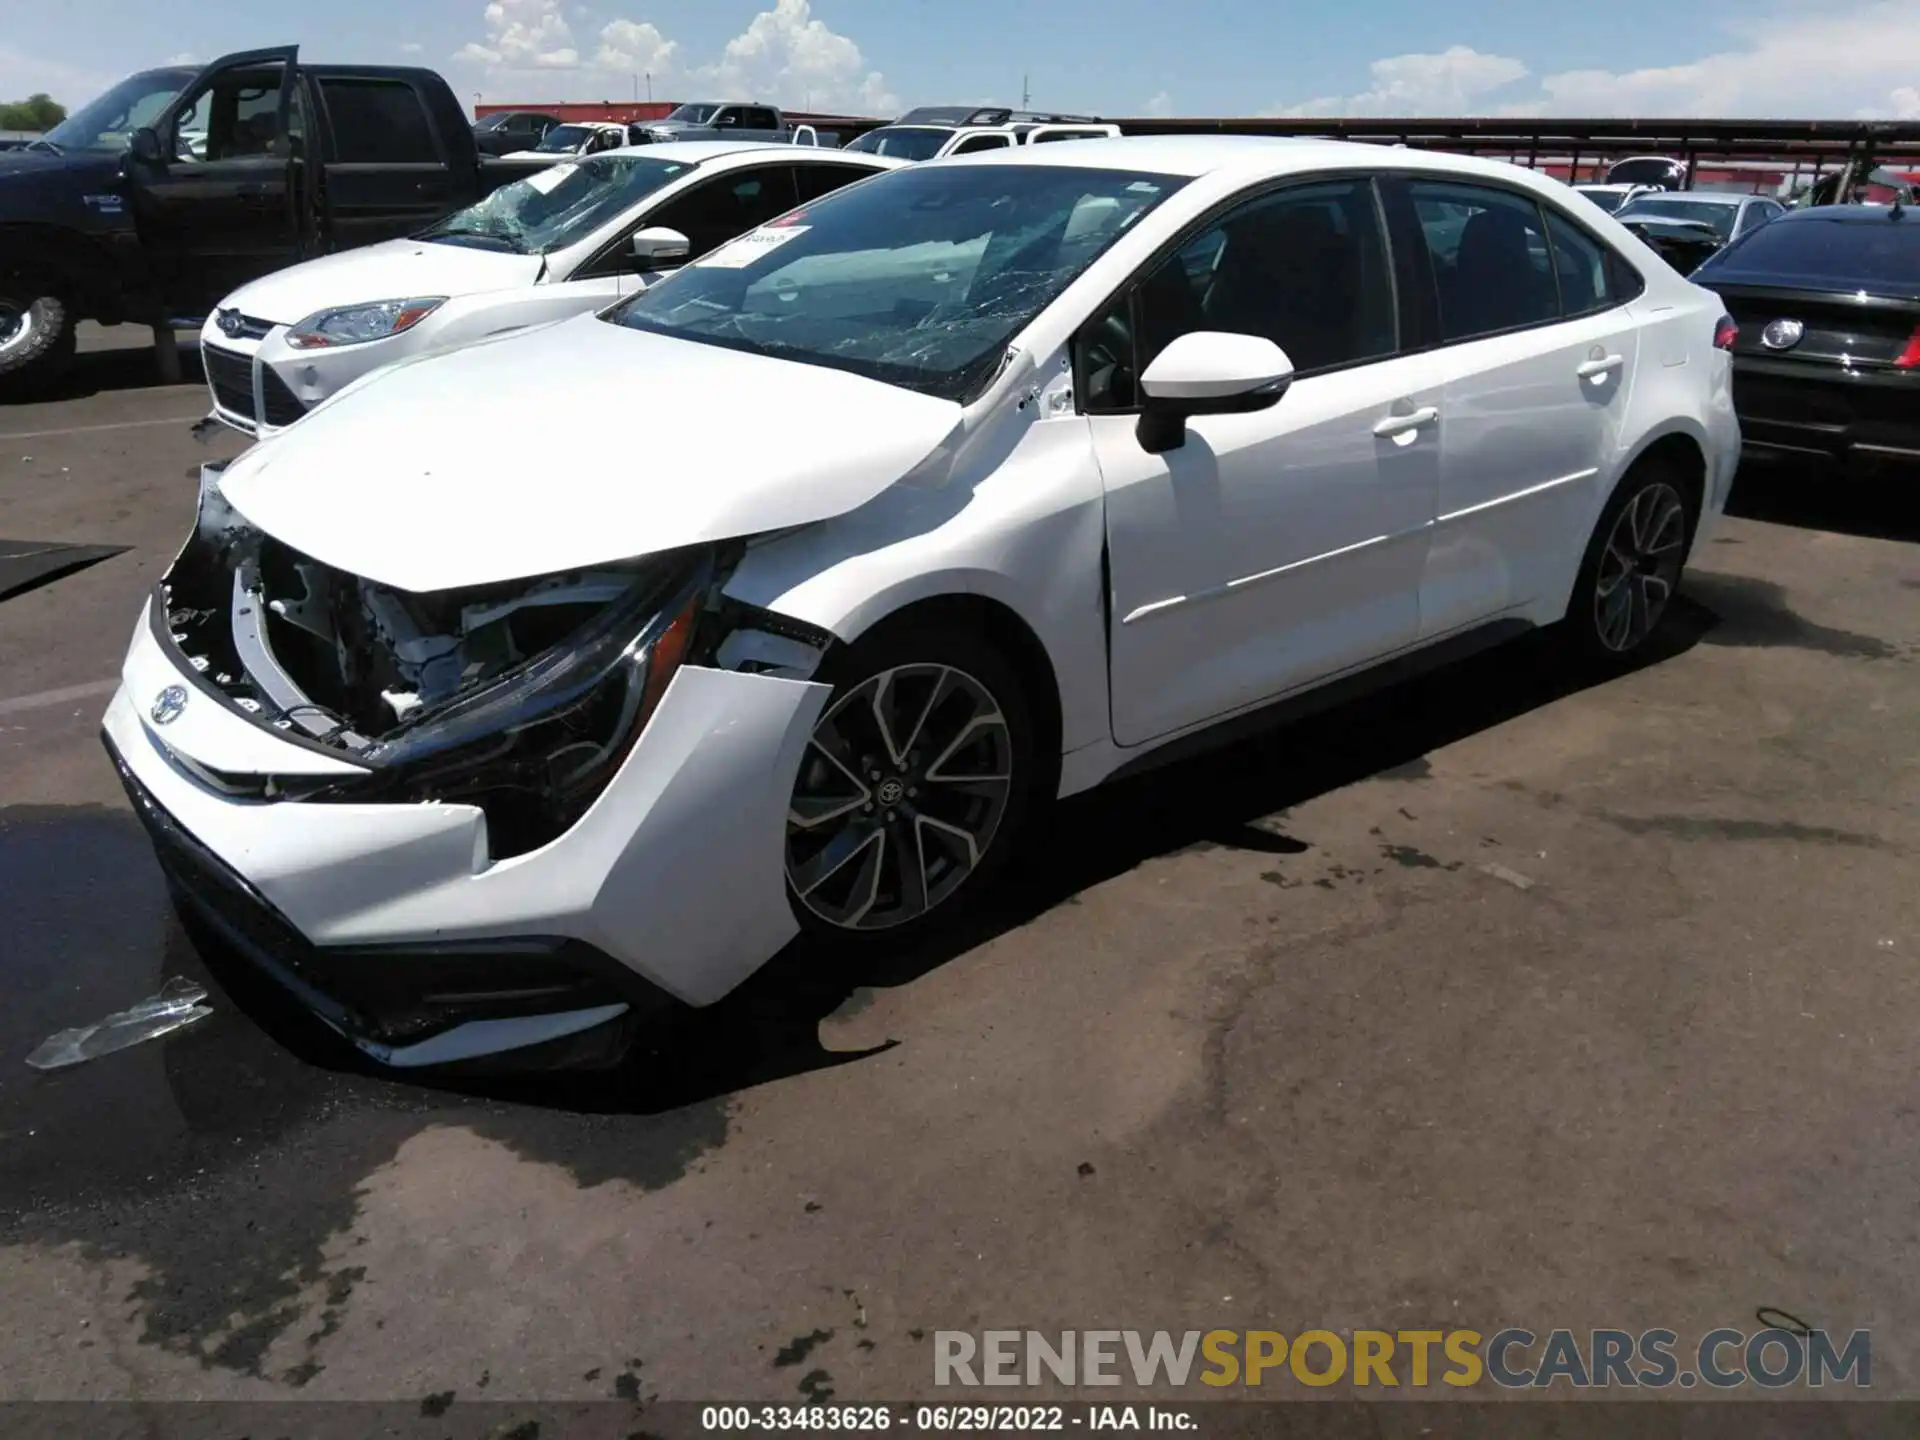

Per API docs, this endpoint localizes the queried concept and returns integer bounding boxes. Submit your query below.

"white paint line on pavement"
[0,414,204,443]
[0,678,119,717]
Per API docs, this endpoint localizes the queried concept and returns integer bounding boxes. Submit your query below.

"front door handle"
[1372,405,1439,438]
[1577,353,1625,379]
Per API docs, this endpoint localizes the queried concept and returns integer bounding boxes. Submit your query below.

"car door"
[1391,177,1643,637]
[312,74,454,250]
[1084,177,1442,747]
[129,45,302,314]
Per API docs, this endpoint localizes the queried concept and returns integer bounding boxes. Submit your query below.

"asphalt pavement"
[1,325,1917,1413]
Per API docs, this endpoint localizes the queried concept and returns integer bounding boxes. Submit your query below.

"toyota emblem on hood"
[1761,318,1805,351]
[150,685,188,725]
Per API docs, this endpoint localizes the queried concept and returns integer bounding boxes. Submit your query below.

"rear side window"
[952,134,1010,155]
[745,108,781,131]
[1699,216,1920,290]
[1408,181,1558,340]
[320,78,438,163]
[1543,209,1620,316]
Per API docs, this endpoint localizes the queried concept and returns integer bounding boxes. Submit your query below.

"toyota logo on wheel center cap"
[1760,318,1805,350]
[150,685,188,725]
[877,778,905,806]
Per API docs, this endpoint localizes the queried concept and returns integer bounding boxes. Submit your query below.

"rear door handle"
[1577,353,1625,378]
[1372,405,1439,438]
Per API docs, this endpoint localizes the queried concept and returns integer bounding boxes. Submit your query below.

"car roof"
[927,133,1601,189]
[1622,191,1743,205]
[1774,203,1916,224]
[598,139,901,166]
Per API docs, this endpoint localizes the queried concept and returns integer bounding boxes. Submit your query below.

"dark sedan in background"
[1694,205,1920,478]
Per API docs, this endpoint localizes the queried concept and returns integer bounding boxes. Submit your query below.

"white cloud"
[698,0,895,113]
[594,19,676,77]
[455,0,895,114]
[456,0,580,69]
[399,42,425,56]
[1145,90,1172,118]
[1271,3,1920,119]
[162,52,199,66]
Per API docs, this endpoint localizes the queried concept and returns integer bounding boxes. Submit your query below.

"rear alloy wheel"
[786,632,1031,938]
[1567,465,1693,662]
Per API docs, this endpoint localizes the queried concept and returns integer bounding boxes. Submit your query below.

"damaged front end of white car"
[106,461,840,1070]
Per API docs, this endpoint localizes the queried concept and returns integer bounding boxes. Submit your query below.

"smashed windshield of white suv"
[608,164,1185,402]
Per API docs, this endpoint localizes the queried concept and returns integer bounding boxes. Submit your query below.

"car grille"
[202,345,254,419]
[259,367,307,427]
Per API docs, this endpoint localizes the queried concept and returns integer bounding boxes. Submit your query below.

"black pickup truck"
[0,46,528,393]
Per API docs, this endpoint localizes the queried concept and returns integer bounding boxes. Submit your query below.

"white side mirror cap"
[629,226,691,265]
[1140,331,1294,404]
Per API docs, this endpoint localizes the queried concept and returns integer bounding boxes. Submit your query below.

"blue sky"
[6,0,1918,121]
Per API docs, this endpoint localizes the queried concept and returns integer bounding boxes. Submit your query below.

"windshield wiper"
[24,139,63,155]
[425,227,526,252]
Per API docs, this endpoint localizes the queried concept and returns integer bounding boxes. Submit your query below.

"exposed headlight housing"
[285,297,447,350]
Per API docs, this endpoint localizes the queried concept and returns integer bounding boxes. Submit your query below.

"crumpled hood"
[218,312,965,592]
[218,238,545,325]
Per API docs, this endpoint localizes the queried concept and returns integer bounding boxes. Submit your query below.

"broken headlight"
[309,550,712,859]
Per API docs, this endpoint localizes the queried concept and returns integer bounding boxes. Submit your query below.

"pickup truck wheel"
[0,283,77,392]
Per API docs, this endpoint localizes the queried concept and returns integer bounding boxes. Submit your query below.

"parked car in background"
[197,142,898,437]
[1572,182,1658,214]
[1693,204,1920,477]
[844,113,1119,161]
[1616,191,1784,247]
[497,120,634,162]
[110,136,1737,1069]
[472,109,562,157]
[633,102,804,146]
[0,45,528,393]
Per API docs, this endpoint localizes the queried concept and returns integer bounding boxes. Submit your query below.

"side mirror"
[130,127,165,164]
[1135,331,1294,454]
[629,226,691,267]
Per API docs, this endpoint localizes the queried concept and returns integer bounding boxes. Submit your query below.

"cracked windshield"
[610,165,1183,400]
[420,154,693,254]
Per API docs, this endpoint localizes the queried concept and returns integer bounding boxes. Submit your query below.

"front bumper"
[197,315,392,440]
[108,601,832,1065]
[1730,355,1920,475]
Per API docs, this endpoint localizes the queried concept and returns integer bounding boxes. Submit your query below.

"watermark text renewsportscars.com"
[933,1328,1871,1390]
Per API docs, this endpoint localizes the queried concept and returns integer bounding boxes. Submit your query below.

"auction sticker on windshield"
[524,164,579,195]
[694,225,811,268]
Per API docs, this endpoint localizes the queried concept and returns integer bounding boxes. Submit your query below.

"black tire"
[0,280,77,394]
[784,619,1037,946]
[1563,459,1697,666]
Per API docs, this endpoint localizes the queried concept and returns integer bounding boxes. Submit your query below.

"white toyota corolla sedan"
[110,137,1739,1069]
[197,142,898,438]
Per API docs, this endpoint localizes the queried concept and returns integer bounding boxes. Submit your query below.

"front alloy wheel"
[787,661,1017,932]
[1593,481,1687,652]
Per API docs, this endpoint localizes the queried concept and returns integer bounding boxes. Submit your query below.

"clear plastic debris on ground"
[25,977,213,1070]
[1479,862,1537,892]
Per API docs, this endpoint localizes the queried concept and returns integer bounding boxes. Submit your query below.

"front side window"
[1080,179,1395,412]
[1408,180,1558,341]
[418,154,694,254]
[664,103,718,125]
[644,166,800,257]
[610,163,1185,402]
[320,79,437,164]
